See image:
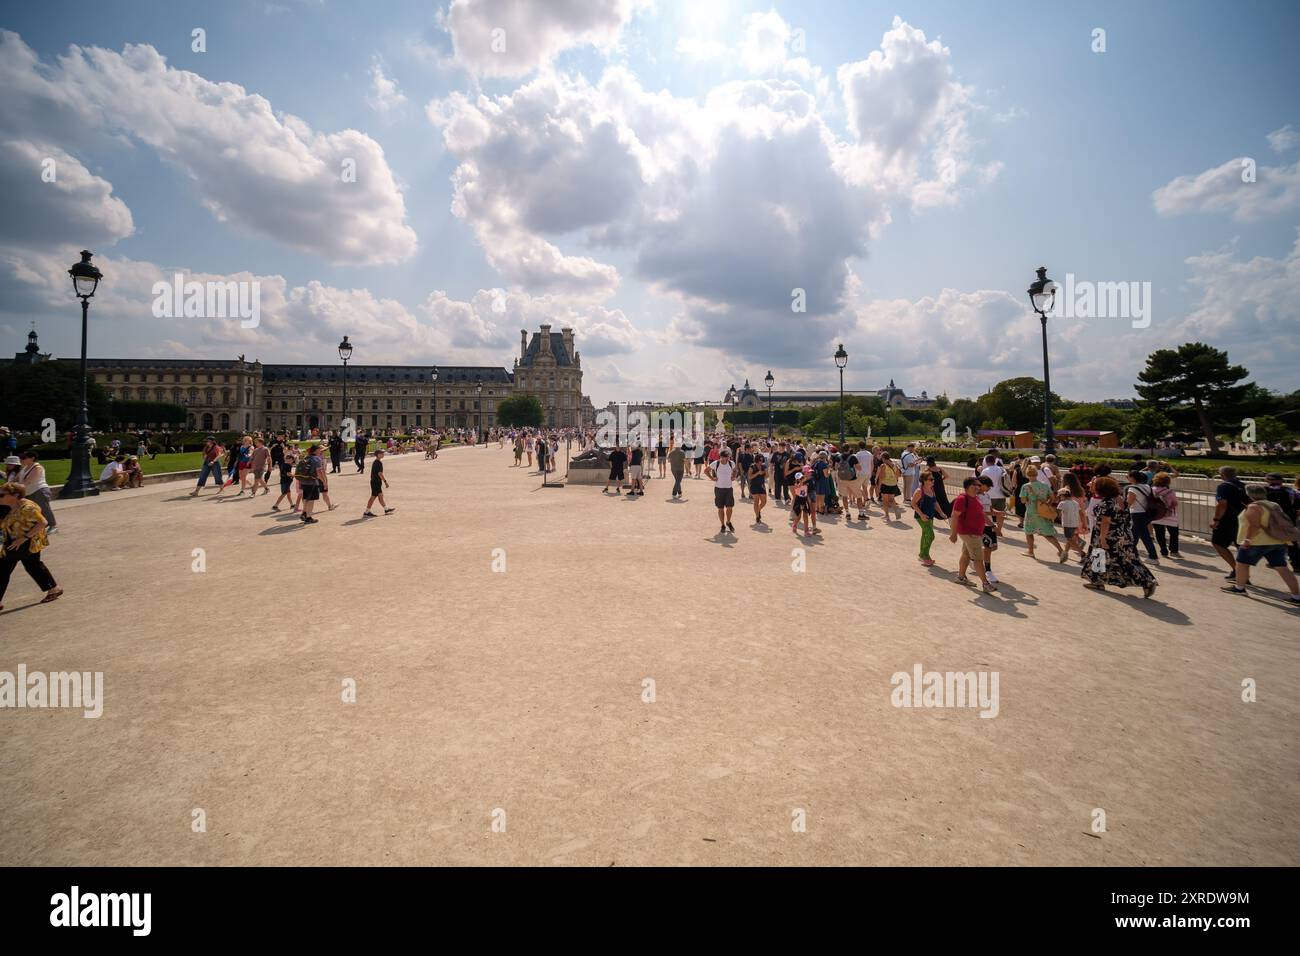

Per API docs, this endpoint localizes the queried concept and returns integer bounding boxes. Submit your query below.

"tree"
[0,360,110,432]
[109,400,186,428]
[983,377,1063,433]
[496,394,543,428]
[1056,403,1129,433]
[1123,407,1173,448]
[1135,343,1250,453]
[1250,415,1293,446]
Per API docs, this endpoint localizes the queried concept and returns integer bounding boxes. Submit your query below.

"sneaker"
[811,527,821,535]
[982,581,998,593]
[986,571,999,584]
[363,511,376,518]
[1058,550,1069,564]
[1224,572,1238,580]
[1143,581,1158,599]
[271,506,280,512]
[726,522,735,533]
[301,515,318,524]
[720,525,727,535]
[384,508,395,514]
[1169,552,1181,559]
[1220,585,1248,595]
[1287,594,1300,604]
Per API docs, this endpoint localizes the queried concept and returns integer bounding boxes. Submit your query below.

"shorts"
[629,465,643,479]
[880,484,901,497]
[1063,525,1077,542]
[279,474,293,492]
[237,462,251,471]
[958,534,984,562]
[792,496,810,514]
[990,497,1007,512]
[714,487,735,509]
[1237,544,1287,568]
[750,481,767,496]
[839,479,863,497]
[981,527,999,551]
[300,484,321,501]
[609,466,625,481]
[370,481,383,497]
[1211,515,1238,548]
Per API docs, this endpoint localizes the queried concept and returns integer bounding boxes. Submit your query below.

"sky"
[1,0,1298,406]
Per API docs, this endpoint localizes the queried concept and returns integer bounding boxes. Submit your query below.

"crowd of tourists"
[587,433,1300,604]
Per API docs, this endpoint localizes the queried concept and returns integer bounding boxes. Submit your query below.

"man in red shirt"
[949,477,997,592]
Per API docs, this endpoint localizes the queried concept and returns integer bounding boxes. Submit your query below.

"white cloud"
[1152,157,1300,221]
[0,30,417,266]
[1267,124,1299,153]
[366,57,407,113]
[837,16,993,207]
[440,0,641,78]
[739,10,791,74]
[0,140,134,248]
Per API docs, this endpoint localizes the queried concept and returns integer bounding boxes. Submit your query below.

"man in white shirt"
[900,442,921,502]
[99,456,127,490]
[706,448,737,535]
[978,454,1007,532]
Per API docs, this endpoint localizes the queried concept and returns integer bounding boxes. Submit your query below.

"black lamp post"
[764,370,774,438]
[59,251,102,499]
[1027,266,1059,455]
[431,366,439,432]
[834,343,848,447]
[338,335,352,432]
[476,380,483,443]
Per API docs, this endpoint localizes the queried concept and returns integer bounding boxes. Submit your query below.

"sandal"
[1083,582,1105,592]
[40,588,64,604]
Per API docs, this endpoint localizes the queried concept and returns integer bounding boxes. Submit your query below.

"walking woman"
[925,456,950,525]
[17,451,56,532]
[1151,471,1180,559]
[748,451,768,525]
[876,452,903,520]
[0,482,62,610]
[911,472,942,566]
[1020,464,1065,560]
[1081,475,1157,598]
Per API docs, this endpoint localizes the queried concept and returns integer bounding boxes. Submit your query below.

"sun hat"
[4,455,20,465]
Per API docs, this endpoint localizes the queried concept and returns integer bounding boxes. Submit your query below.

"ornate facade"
[4,326,590,434]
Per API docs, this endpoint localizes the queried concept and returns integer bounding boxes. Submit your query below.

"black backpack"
[294,457,319,484]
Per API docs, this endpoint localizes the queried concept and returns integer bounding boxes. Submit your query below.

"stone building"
[512,324,585,428]
[4,325,590,434]
[725,377,936,411]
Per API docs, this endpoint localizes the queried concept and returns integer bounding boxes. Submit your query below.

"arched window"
[202,413,214,431]
[220,413,230,431]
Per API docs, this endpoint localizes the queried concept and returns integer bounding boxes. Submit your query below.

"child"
[364,449,395,517]
[272,445,300,512]
[790,466,814,536]
[977,476,1001,585]
[1056,472,1088,565]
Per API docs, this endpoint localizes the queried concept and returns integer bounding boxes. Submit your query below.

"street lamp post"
[431,366,439,433]
[338,335,352,433]
[1027,266,1059,456]
[476,380,483,444]
[834,344,848,447]
[765,370,774,439]
[59,251,103,499]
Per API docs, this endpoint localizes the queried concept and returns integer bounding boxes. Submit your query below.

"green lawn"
[43,452,205,487]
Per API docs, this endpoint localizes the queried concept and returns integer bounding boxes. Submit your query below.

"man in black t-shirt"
[737,444,755,501]
[1211,466,1249,575]
[605,446,628,495]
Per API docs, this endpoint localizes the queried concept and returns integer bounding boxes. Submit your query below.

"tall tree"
[0,360,110,432]
[1135,343,1250,453]
[983,377,1063,433]
[496,394,544,428]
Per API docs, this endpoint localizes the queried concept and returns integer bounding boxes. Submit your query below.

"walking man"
[707,447,737,535]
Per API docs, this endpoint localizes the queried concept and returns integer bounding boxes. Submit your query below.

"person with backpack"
[1210,466,1250,578]
[1264,472,1300,573]
[296,443,327,524]
[1125,469,1160,563]
[747,450,768,525]
[837,451,864,522]
[1150,472,1180,559]
[1221,484,1300,602]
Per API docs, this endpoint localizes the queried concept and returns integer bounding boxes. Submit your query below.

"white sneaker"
[986,570,999,584]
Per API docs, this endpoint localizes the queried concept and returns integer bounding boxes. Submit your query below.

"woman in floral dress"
[1080,475,1157,598]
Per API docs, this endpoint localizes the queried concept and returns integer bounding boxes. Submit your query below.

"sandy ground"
[2,445,1297,866]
